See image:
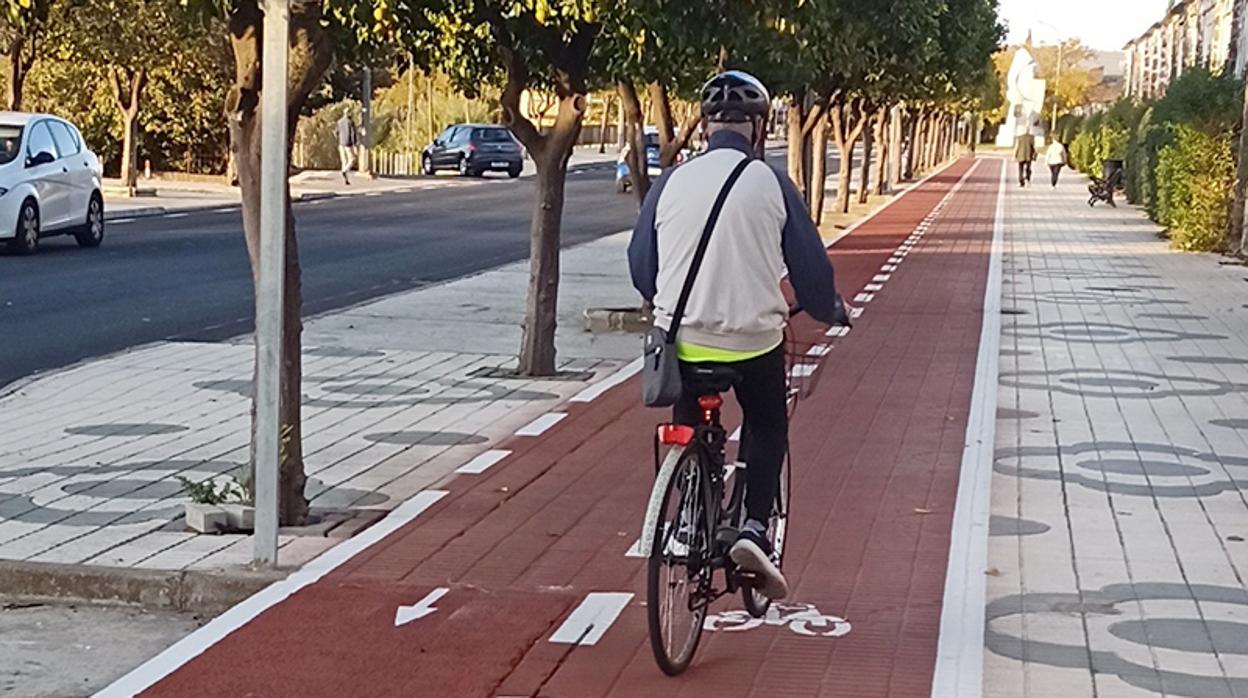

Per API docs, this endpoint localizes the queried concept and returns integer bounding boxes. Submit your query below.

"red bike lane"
[113,157,1002,698]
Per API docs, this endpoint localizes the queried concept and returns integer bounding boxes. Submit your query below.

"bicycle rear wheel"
[741,453,790,618]
[647,446,714,676]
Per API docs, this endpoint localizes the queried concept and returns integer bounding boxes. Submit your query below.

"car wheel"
[458,157,474,177]
[508,166,521,179]
[75,193,105,248]
[422,154,435,176]
[8,199,39,255]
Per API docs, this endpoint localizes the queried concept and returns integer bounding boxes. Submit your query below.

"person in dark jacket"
[1014,131,1036,188]
[336,114,357,185]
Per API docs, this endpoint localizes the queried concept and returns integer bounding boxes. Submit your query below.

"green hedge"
[1067,68,1242,252]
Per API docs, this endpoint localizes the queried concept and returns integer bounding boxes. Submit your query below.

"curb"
[0,559,285,615]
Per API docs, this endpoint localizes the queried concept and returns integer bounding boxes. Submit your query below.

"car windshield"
[474,128,513,143]
[0,125,22,165]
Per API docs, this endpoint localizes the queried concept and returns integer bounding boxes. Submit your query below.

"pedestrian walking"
[1013,131,1035,188]
[336,113,357,185]
[1046,137,1067,188]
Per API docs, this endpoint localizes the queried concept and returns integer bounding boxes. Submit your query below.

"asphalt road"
[0,163,639,389]
[0,147,824,390]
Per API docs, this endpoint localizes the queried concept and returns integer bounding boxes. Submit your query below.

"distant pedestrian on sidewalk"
[1046,137,1067,188]
[336,113,358,185]
[1013,131,1035,188]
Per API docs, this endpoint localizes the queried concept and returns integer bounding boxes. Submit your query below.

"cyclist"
[628,70,850,600]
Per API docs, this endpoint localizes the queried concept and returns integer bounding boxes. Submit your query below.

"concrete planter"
[184,503,228,533]
[221,503,255,532]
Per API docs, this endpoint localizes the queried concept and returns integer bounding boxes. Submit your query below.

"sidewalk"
[97,158,1002,696]
[983,169,1248,696]
[102,145,620,218]
[0,234,639,577]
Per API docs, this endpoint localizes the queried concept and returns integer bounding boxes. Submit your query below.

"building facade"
[1123,0,1245,100]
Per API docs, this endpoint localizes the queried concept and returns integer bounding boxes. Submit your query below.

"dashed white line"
[549,593,633,646]
[850,306,864,319]
[456,449,511,475]
[864,283,884,292]
[570,357,642,403]
[165,212,189,219]
[854,292,875,303]
[515,412,566,437]
[874,274,892,282]
[110,218,135,224]
[826,326,851,338]
[881,264,898,272]
[806,344,833,357]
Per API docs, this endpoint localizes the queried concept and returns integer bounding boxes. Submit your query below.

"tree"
[398,1,599,377]
[50,0,206,195]
[1,0,49,110]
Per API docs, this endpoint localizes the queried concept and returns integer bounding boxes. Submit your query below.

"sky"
[999,0,1171,51]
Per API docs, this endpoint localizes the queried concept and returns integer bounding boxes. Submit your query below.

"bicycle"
[642,308,828,676]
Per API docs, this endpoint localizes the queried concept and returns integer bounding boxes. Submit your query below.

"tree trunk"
[617,81,649,201]
[830,98,867,215]
[873,106,889,196]
[808,116,829,225]
[786,94,805,192]
[907,108,923,178]
[498,39,591,377]
[1233,66,1248,253]
[5,36,33,112]
[120,111,138,195]
[227,0,333,525]
[598,94,612,154]
[889,104,904,186]
[649,82,698,168]
[616,97,626,151]
[858,106,874,205]
[513,98,583,376]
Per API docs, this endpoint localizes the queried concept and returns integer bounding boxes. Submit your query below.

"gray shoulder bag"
[642,156,752,407]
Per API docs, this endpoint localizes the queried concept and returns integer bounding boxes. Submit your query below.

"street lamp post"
[254,0,290,566]
[1036,21,1065,135]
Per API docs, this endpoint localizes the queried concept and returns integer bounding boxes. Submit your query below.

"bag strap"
[666,156,753,345]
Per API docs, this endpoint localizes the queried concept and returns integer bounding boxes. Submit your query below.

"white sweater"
[1046,143,1068,166]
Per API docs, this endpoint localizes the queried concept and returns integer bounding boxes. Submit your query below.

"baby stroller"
[1088,159,1124,208]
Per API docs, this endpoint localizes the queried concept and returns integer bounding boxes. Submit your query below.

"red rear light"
[698,395,723,411]
[657,424,695,446]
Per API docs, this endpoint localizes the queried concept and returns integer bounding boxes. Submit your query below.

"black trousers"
[1018,160,1032,185]
[1050,164,1063,187]
[674,346,787,525]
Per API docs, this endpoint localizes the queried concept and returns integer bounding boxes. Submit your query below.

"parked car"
[421,124,523,178]
[0,112,104,255]
[615,126,692,193]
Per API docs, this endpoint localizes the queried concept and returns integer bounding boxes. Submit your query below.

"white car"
[0,112,104,255]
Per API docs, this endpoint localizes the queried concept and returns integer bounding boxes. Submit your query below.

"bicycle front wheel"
[647,446,714,676]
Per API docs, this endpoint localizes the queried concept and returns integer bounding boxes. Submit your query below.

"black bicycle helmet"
[700,70,771,123]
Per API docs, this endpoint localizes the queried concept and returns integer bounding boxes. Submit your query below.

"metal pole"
[254,0,289,567]
[361,66,372,177]
[1052,40,1064,133]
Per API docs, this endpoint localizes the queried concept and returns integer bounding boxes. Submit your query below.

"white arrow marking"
[394,587,449,627]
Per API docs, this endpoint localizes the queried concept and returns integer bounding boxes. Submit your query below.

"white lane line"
[110,218,135,224]
[165,212,189,219]
[96,489,449,697]
[365,191,383,197]
[888,257,903,264]
[806,344,832,357]
[515,412,566,437]
[826,326,850,338]
[456,449,511,475]
[729,425,742,442]
[863,283,884,292]
[625,539,645,558]
[874,274,892,282]
[850,307,864,319]
[854,292,874,303]
[789,364,817,378]
[570,357,643,403]
[930,157,996,698]
[549,592,634,646]
[881,265,898,273]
